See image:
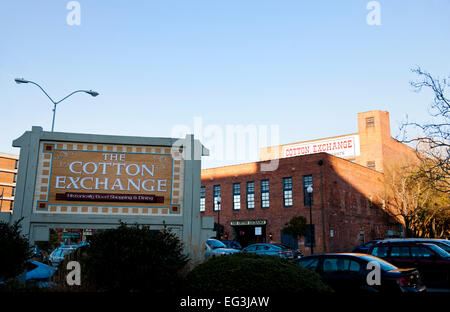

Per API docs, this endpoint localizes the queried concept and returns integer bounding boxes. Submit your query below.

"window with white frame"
[283,177,293,207]
[200,186,205,212]
[213,185,221,211]
[247,181,255,209]
[233,183,241,210]
[261,180,270,208]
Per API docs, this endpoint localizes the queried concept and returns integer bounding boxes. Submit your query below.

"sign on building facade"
[282,135,361,159]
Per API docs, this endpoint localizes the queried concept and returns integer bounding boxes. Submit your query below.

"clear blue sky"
[1,0,449,168]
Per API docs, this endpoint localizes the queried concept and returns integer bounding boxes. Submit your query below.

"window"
[11,187,15,197]
[283,177,293,207]
[247,182,255,209]
[233,183,241,210]
[303,175,313,206]
[366,117,375,127]
[261,180,270,208]
[367,161,376,170]
[371,246,388,258]
[213,185,221,211]
[410,247,434,259]
[13,173,17,183]
[298,257,319,271]
[349,260,361,272]
[14,160,18,169]
[390,247,410,258]
[200,186,205,212]
[322,258,361,274]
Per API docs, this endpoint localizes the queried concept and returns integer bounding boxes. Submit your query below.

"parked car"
[369,241,450,288]
[0,261,56,288]
[377,238,450,253]
[221,240,243,250]
[295,253,426,293]
[204,239,240,260]
[352,240,382,253]
[241,243,295,259]
[48,241,89,267]
[25,261,57,288]
[49,245,78,266]
[272,243,303,259]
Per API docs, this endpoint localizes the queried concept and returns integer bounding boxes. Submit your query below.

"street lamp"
[14,78,99,132]
[306,186,314,255]
[216,196,221,240]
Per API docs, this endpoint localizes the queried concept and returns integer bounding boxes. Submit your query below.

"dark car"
[352,240,382,253]
[378,238,450,253]
[369,241,450,288]
[272,243,303,259]
[241,243,295,259]
[295,253,426,293]
[221,240,242,250]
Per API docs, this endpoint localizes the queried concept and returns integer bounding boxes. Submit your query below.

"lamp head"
[86,90,99,97]
[307,186,313,194]
[14,78,29,84]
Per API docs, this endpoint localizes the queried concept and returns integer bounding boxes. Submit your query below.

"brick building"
[0,152,19,212]
[200,110,416,254]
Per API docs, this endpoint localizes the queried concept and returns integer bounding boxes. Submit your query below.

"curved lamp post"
[14,78,99,132]
[306,186,314,255]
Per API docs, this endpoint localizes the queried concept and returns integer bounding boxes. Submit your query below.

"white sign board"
[255,227,262,236]
[282,135,360,159]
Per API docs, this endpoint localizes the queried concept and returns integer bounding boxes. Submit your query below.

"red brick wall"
[201,153,400,255]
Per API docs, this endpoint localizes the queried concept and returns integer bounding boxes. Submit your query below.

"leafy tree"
[0,219,32,280]
[282,216,308,240]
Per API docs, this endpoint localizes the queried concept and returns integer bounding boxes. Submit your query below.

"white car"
[49,246,77,266]
[204,239,240,260]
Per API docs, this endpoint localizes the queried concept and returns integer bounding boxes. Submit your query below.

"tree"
[0,219,32,280]
[379,163,449,238]
[401,67,450,194]
[282,216,308,240]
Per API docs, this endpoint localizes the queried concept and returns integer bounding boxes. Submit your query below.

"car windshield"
[208,240,226,249]
[433,242,450,253]
[357,255,398,271]
[424,244,450,258]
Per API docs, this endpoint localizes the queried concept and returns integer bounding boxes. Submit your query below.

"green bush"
[81,223,188,292]
[184,253,331,293]
[0,220,32,280]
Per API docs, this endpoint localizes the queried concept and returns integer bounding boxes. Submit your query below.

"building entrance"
[230,220,267,248]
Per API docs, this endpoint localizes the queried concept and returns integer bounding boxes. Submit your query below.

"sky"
[1,0,449,168]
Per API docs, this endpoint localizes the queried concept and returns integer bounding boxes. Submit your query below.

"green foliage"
[184,253,331,293]
[0,219,32,280]
[282,216,308,239]
[81,223,189,292]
